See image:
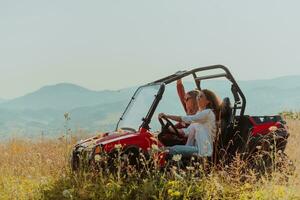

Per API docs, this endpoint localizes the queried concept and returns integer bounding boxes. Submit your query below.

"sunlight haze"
[1,0,300,98]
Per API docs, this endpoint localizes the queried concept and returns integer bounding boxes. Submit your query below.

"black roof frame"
[116,65,246,131]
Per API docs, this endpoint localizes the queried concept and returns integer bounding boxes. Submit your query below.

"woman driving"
[158,89,220,158]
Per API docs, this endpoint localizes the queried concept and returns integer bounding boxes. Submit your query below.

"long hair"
[201,89,221,118]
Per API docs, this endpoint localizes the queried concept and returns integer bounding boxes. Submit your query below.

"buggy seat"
[212,97,233,164]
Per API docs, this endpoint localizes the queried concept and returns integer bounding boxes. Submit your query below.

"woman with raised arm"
[159,89,221,158]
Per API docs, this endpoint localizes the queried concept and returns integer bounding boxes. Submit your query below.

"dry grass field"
[0,119,299,200]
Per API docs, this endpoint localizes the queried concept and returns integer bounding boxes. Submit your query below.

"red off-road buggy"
[71,65,289,171]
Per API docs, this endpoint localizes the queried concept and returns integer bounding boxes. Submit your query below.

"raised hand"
[176,79,183,85]
[158,113,166,119]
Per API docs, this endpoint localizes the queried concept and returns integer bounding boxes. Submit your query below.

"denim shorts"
[167,145,198,157]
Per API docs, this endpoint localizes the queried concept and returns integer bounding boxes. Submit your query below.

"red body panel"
[249,116,283,136]
[77,127,167,166]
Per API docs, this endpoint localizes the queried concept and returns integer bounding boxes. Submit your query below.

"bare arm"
[158,113,186,137]
[158,113,182,122]
[165,114,182,122]
[181,109,211,124]
[177,79,187,113]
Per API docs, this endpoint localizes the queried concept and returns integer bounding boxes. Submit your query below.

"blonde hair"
[186,90,200,99]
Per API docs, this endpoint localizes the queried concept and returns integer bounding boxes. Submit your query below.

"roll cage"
[116,65,246,131]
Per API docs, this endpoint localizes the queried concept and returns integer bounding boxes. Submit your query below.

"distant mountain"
[0,83,136,139]
[0,75,300,139]
[69,101,127,132]
[241,75,300,90]
[201,75,300,115]
[0,83,135,111]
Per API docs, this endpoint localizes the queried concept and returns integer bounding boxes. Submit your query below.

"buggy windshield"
[116,83,163,131]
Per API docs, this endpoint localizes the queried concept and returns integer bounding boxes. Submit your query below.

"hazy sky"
[1,0,300,99]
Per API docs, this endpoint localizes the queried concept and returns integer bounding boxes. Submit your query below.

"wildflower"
[256,146,262,150]
[186,166,195,171]
[86,145,94,151]
[106,183,112,187]
[269,126,278,132]
[293,113,298,120]
[64,112,71,120]
[179,170,186,176]
[94,154,101,162]
[168,189,174,196]
[172,191,181,197]
[40,177,48,185]
[62,189,72,198]
[77,147,84,152]
[173,171,184,180]
[167,180,179,187]
[168,189,181,197]
[172,154,182,162]
[114,144,122,149]
[151,144,159,151]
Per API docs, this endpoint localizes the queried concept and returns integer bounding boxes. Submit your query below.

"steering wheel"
[158,117,180,136]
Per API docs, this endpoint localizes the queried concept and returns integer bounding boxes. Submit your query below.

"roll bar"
[117,65,246,130]
[152,65,246,116]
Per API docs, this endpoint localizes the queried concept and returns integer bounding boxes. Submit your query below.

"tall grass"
[0,119,299,199]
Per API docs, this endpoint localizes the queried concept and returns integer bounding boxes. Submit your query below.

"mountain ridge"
[2,74,300,102]
[0,83,134,111]
[0,75,300,138]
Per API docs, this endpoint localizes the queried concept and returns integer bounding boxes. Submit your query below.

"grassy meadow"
[0,118,300,200]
